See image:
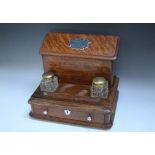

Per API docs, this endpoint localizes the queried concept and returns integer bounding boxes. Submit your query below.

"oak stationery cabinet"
[28,32,120,129]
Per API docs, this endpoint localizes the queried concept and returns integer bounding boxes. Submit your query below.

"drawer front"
[31,104,107,124]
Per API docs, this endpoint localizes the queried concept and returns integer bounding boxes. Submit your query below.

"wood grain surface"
[28,77,119,129]
[40,32,119,60]
[42,55,113,85]
[28,32,120,129]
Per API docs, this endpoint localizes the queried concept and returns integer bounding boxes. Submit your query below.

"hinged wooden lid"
[40,32,119,60]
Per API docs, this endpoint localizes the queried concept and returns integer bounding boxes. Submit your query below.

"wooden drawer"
[29,77,119,129]
[31,103,111,124]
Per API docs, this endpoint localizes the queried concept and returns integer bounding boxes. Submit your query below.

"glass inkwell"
[40,71,58,93]
[91,77,109,99]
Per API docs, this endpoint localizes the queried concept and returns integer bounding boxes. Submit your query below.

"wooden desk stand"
[28,32,120,129]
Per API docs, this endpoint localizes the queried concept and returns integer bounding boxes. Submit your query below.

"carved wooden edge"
[29,112,112,129]
[39,51,118,61]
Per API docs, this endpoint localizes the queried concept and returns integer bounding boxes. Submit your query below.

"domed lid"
[92,77,107,87]
[42,71,54,79]
[40,32,119,60]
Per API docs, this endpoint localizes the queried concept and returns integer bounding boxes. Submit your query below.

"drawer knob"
[64,109,71,116]
[87,116,92,122]
[43,109,48,115]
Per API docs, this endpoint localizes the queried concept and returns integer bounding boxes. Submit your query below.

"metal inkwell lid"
[42,71,54,79]
[92,77,107,88]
